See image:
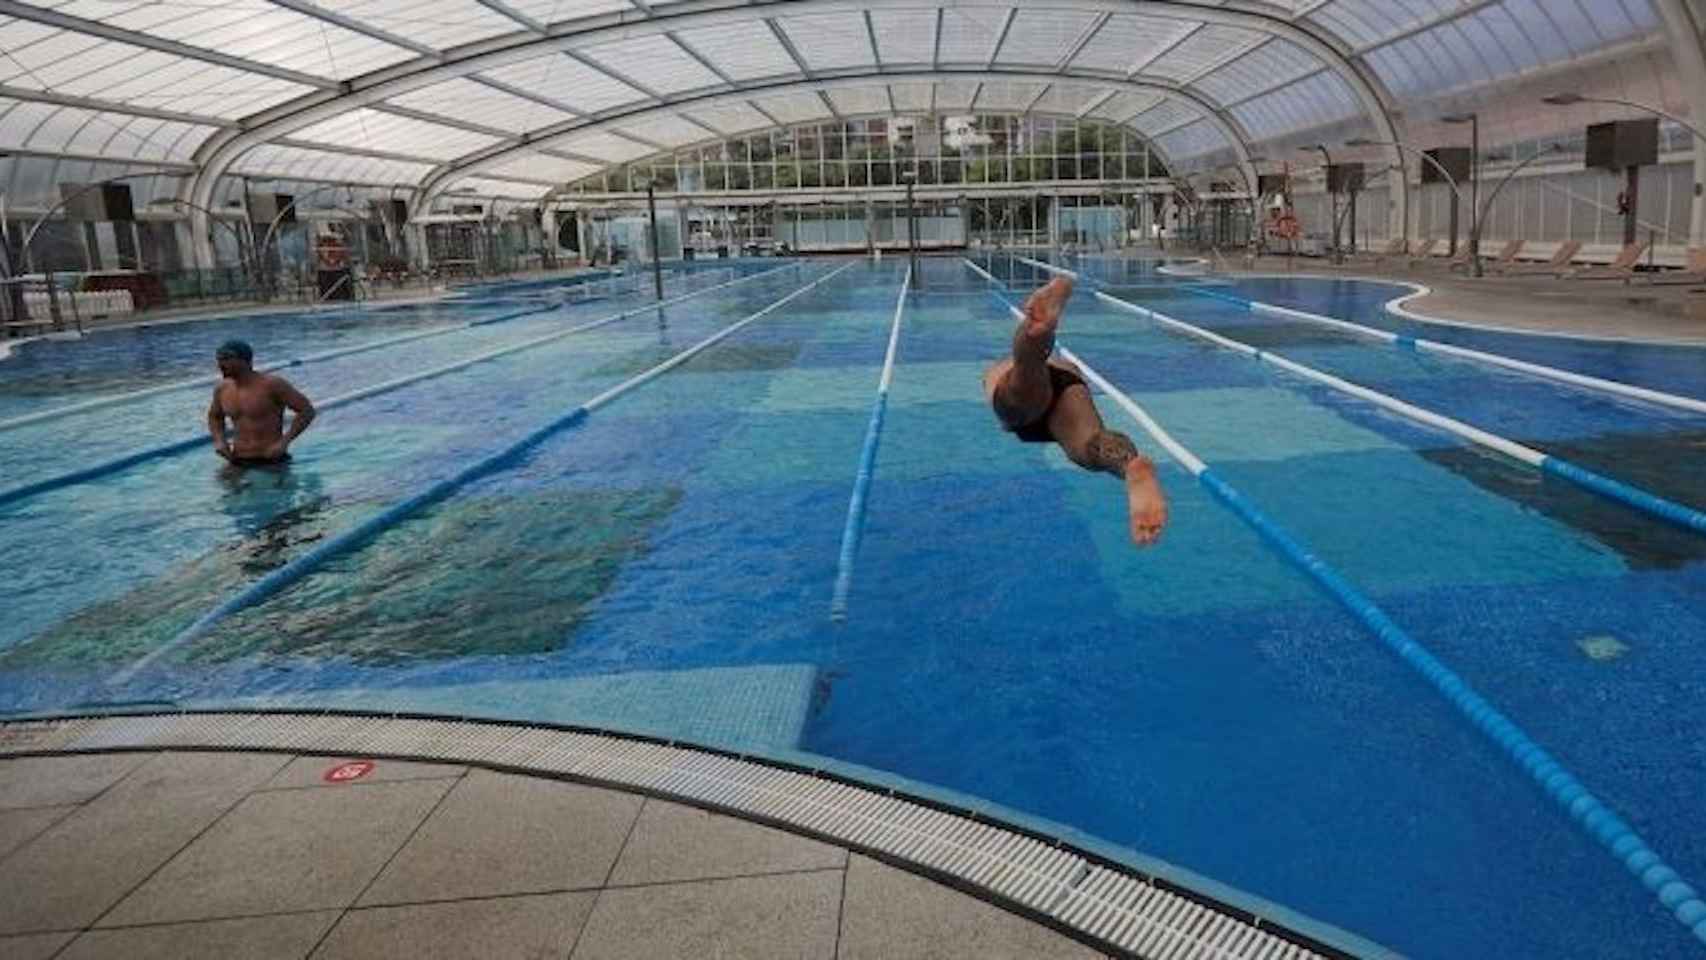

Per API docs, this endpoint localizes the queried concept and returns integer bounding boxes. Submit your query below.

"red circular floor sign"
[322,760,375,783]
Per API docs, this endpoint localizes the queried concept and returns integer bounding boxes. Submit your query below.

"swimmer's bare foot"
[1124,458,1168,547]
[1021,275,1074,341]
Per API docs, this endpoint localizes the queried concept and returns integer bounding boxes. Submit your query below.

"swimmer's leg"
[994,276,1074,425]
[1047,380,1168,547]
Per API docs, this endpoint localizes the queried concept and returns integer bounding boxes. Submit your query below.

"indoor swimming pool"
[3,255,1705,959]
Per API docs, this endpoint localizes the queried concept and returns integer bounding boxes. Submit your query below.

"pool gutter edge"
[0,708,1390,960]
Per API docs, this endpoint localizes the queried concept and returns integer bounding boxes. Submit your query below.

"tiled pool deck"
[0,749,1109,959]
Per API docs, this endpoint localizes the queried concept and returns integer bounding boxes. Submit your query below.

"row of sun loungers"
[1347,239,1704,284]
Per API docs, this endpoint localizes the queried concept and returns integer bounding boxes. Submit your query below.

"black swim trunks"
[227,453,292,468]
[1000,364,1088,443]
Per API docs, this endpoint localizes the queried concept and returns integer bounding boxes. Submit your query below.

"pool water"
[3,254,1705,958]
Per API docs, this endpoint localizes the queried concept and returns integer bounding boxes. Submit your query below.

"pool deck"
[0,750,1106,959]
[1212,254,1706,344]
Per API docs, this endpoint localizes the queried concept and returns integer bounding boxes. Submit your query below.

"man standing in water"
[208,340,316,467]
[982,276,1168,546]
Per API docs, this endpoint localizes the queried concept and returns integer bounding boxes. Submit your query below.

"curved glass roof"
[0,0,1677,205]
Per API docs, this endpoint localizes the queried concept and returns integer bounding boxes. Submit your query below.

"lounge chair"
[1640,247,1706,286]
[1497,240,1582,276]
[1362,237,1407,266]
[1569,241,1650,281]
[1450,238,1524,273]
[1404,237,1440,269]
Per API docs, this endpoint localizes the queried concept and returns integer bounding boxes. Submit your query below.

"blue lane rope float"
[1010,255,1706,540]
[830,265,910,622]
[967,261,1706,946]
[1172,283,1706,415]
[0,264,799,511]
[110,261,854,685]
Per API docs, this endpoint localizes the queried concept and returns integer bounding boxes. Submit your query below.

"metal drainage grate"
[0,711,1352,960]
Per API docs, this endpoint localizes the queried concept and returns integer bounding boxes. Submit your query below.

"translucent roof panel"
[1143,25,1267,83]
[671,24,798,81]
[971,81,1045,113]
[613,113,715,147]
[777,13,876,72]
[870,10,936,64]
[1032,85,1103,118]
[22,0,416,80]
[1067,14,1200,75]
[1193,39,1323,107]
[579,35,722,95]
[312,0,519,52]
[511,0,631,25]
[889,82,934,113]
[993,9,1100,67]
[231,142,437,184]
[1129,99,1204,137]
[1153,119,1231,162]
[1229,71,1360,140]
[749,90,833,125]
[683,102,774,136]
[550,130,654,163]
[934,7,1010,63]
[486,152,601,183]
[0,97,218,161]
[931,79,979,113]
[0,26,313,119]
[479,54,645,114]
[1090,91,1166,123]
[387,78,574,134]
[290,108,502,160]
[444,176,552,198]
[827,86,892,116]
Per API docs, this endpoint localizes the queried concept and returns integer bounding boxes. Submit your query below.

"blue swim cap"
[216,339,253,363]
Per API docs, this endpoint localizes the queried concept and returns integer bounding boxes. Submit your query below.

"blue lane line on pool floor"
[830,264,910,622]
[969,259,1706,948]
[1024,254,1706,540]
[0,265,798,511]
[109,261,853,686]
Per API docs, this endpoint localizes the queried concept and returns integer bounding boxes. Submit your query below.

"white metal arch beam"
[410,70,1253,215]
[1654,0,1706,246]
[181,0,1403,265]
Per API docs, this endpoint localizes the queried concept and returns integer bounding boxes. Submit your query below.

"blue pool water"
[3,254,1705,958]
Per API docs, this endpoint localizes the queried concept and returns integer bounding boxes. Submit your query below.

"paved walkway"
[1220,254,1706,343]
[0,751,1106,959]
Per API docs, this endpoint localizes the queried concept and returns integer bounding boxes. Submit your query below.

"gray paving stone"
[59,911,340,960]
[609,799,846,886]
[0,805,75,860]
[0,753,290,935]
[359,770,641,906]
[314,892,596,960]
[100,778,451,927]
[0,753,150,809]
[838,855,1107,960]
[0,932,75,960]
[571,870,841,960]
[265,755,466,790]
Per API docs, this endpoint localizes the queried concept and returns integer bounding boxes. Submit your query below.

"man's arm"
[207,388,232,460]
[272,377,316,449]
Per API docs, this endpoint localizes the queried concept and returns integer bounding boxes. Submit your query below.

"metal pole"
[1470,115,1484,277]
[645,181,664,301]
[905,178,920,286]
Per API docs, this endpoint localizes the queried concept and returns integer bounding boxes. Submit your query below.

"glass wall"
[568,115,1168,196]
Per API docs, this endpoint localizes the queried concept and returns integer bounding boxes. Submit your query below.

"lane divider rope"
[1092,288,1706,538]
[830,265,910,622]
[1176,285,1706,415]
[0,264,799,510]
[111,261,853,684]
[968,260,1706,947]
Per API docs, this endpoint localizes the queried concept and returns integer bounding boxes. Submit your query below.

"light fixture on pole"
[636,174,664,301]
[1542,93,1706,147]
[1347,137,1466,260]
[1441,113,1482,276]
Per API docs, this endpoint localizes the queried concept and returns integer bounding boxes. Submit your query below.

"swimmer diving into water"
[207,339,316,467]
[983,276,1168,546]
